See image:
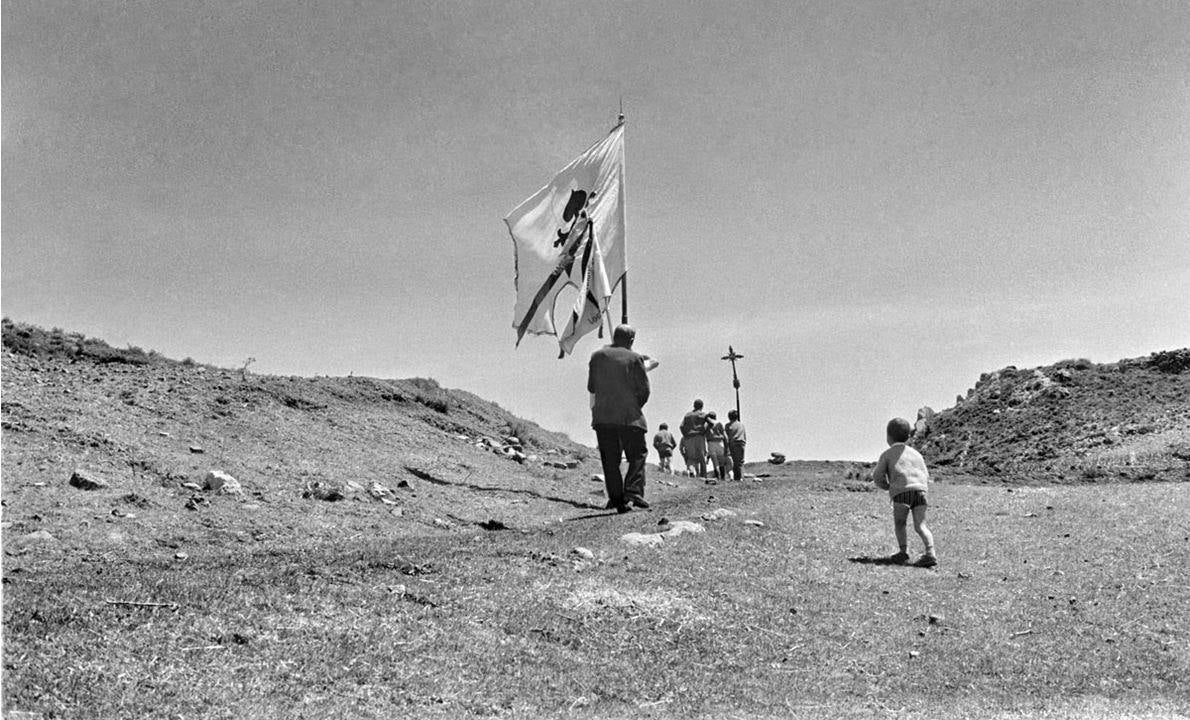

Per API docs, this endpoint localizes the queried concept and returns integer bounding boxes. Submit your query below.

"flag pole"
[617,104,628,325]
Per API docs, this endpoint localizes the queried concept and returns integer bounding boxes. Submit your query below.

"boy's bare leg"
[911,505,935,556]
[892,502,910,553]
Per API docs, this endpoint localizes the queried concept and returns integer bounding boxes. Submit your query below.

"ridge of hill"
[912,349,1190,484]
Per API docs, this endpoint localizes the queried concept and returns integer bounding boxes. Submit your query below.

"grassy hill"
[913,350,1190,484]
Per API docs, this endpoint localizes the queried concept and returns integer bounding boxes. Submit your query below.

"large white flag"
[504,123,625,356]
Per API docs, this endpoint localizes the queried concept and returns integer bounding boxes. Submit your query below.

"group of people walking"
[652,400,746,482]
[586,324,747,513]
[585,323,937,567]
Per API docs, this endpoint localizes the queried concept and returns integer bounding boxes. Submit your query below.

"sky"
[3,1,1188,460]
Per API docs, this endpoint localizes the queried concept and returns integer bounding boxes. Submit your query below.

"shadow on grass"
[847,554,912,566]
[564,510,624,521]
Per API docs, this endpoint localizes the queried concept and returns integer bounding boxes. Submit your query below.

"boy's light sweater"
[871,443,930,496]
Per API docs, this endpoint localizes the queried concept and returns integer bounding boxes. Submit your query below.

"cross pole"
[721,346,744,420]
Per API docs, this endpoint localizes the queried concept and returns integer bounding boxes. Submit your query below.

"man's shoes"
[914,553,938,568]
[628,497,650,509]
[888,551,910,565]
[615,503,633,514]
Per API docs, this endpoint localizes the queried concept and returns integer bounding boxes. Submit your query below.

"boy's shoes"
[888,551,910,565]
[604,500,632,513]
[914,554,938,568]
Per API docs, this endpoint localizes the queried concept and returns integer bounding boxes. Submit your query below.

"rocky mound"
[912,350,1190,484]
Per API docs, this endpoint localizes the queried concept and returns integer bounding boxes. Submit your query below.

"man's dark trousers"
[730,442,745,482]
[595,425,648,505]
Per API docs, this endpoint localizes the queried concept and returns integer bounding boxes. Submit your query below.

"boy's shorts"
[892,490,928,508]
[656,449,672,458]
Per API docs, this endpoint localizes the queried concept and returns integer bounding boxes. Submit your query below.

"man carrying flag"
[588,324,651,512]
[504,122,626,357]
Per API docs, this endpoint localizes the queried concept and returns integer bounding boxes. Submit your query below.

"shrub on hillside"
[1148,349,1190,374]
[2,319,153,365]
[409,377,451,414]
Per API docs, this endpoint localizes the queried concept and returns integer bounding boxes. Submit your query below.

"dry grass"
[4,477,1188,719]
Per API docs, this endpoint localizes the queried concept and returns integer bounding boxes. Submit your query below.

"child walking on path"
[871,418,937,567]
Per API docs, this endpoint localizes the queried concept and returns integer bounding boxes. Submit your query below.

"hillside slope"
[913,350,1190,484]
[1,320,605,548]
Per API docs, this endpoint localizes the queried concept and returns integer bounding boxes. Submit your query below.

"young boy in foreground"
[871,418,937,567]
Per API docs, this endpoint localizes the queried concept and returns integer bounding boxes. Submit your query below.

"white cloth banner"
[503,123,625,356]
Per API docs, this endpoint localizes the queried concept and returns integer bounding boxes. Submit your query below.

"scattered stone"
[69,469,110,491]
[563,460,580,469]
[180,482,203,492]
[743,519,765,527]
[369,482,399,505]
[185,495,210,511]
[928,614,944,625]
[590,473,605,483]
[396,479,411,489]
[203,470,244,495]
[433,518,453,529]
[303,482,344,502]
[121,493,151,508]
[908,651,920,659]
[175,552,188,560]
[479,519,508,531]
[343,480,366,497]
[156,431,172,438]
[110,508,136,519]
[241,503,261,511]
[700,508,738,522]
[768,453,786,465]
[572,547,595,560]
[189,446,204,454]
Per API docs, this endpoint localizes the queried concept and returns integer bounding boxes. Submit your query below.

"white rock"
[203,470,243,495]
[621,532,665,548]
[660,521,705,538]
[180,482,203,491]
[700,508,738,522]
[743,519,766,527]
[572,547,595,560]
[18,529,57,544]
[590,473,605,483]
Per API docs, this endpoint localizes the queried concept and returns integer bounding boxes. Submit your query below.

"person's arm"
[871,453,890,490]
[632,357,650,407]
[587,355,597,395]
